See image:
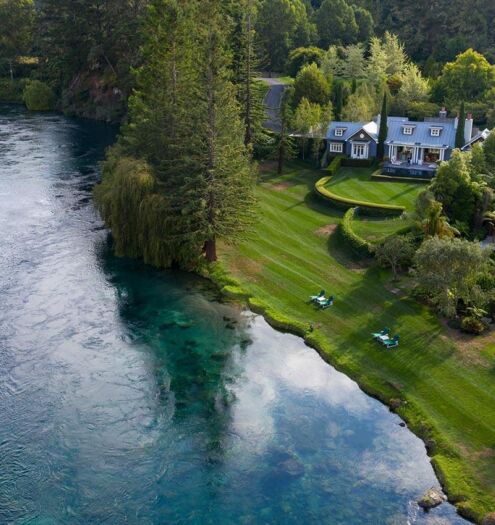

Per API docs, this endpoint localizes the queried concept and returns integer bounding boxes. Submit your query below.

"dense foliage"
[95,0,256,268]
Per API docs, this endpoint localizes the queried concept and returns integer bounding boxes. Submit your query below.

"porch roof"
[386,142,449,149]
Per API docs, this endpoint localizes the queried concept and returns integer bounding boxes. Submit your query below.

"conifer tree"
[230,0,265,148]
[189,0,256,262]
[455,101,466,149]
[377,92,388,161]
[334,82,344,120]
[274,86,296,174]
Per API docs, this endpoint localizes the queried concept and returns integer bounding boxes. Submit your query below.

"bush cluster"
[23,80,55,111]
[460,316,486,335]
[0,79,24,103]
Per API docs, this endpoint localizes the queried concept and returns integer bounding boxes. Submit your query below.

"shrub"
[0,79,24,103]
[327,155,342,174]
[23,80,55,111]
[460,316,486,335]
[375,234,416,279]
[339,207,374,257]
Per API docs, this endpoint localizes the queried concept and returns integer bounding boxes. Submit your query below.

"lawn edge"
[204,261,494,525]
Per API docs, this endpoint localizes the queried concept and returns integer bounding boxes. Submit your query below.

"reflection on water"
[0,105,469,524]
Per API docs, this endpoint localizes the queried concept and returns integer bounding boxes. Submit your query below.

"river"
[0,105,470,524]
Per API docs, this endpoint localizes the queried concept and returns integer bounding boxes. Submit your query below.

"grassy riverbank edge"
[204,261,494,525]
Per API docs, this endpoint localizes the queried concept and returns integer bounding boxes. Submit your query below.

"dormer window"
[430,127,442,137]
[335,128,345,137]
[403,126,414,135]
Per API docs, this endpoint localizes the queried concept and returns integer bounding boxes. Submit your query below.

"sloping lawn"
[352,216,413,243]
[218,160,495,522]
[324,167,425,210]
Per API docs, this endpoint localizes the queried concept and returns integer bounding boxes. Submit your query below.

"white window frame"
[329,142,343,153]
[430,127,442,137]
[403,126,414,135]
[335,128,345,137]
[351,143,368,159]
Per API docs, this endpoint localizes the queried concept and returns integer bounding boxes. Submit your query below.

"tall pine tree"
[193,0,256,262]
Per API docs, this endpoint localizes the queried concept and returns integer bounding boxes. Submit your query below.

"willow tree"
[96,0,206,268]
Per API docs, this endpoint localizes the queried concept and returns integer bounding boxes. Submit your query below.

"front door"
[351,142,369,159]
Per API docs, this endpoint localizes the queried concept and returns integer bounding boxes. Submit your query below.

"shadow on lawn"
[304,191,344,219]
[325,228,371,269]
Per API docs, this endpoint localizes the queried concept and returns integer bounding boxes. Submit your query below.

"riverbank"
[208,160,495,523]
[1,106,472,525]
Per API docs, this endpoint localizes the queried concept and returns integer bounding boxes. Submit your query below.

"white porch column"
[440,149,445,161]
[415,147,422,164]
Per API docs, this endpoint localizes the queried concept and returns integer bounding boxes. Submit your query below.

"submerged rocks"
[417,487,447,510]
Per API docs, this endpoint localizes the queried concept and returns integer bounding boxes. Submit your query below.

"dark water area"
[0,105,470,524]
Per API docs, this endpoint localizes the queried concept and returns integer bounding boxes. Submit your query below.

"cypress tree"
[334,82,343,121]
[377,92,388,161]
[455,101,466,149]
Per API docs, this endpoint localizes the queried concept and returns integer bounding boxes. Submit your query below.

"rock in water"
[417,487,446,510]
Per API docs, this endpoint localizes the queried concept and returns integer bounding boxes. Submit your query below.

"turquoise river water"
[0,105,470,524]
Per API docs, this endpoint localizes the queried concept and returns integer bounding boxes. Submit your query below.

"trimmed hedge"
[326,155,342,175]
[315,175,406,216]
[339,207,374,257]
[371,169,431,184]
[371,172,432,184]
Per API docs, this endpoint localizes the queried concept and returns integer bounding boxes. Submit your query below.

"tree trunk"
[278,140,284,174]
[9,59,14,83]
[205,238,217,262]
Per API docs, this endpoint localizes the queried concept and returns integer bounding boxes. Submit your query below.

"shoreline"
[206,262,490,525]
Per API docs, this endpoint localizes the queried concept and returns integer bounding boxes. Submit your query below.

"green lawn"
[324,167,425,211]
[218,161,495,522]
[352,216,413,243]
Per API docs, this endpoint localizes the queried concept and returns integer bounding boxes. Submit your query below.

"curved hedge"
[371,170,431,184]
[339,207,374,257]
[315,174,406,216]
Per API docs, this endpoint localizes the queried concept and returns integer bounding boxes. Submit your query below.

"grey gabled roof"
[327,121,378,141]
[327,116,459,149]
[385,117,456,148]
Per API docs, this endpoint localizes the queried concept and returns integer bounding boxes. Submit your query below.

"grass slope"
[324,167,424,210]
[216,161,495,522]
